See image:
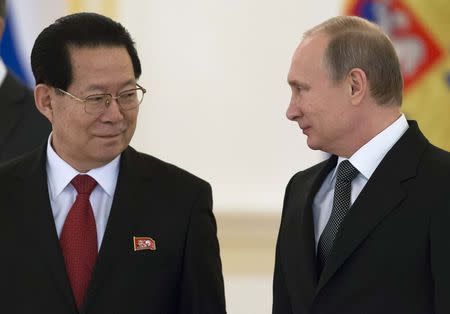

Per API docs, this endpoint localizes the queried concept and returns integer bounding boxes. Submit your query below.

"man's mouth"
[96,131,124,138]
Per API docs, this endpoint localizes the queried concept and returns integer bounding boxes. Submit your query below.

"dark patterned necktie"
[317,160,359,274]
[60,174,98,309]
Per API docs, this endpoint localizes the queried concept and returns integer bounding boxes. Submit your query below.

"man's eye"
[86,95,106,102]
[296,85,308,93]
[121,91,136,98]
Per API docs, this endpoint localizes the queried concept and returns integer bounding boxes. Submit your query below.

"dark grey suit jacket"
[0,146,226,314]
[273,121,450,314]
[0,71,50,163]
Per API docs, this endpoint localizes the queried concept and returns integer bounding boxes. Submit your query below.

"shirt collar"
[331,114,409,181]
[46,133,121,200]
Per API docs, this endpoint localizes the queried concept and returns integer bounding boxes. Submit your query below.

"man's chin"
[94,141,127,159]
[306,137,321,151]
[92,149,123,166]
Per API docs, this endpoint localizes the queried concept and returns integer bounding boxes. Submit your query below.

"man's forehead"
[296,33,329,57]
[67,44,127,57]
[287,33,331,85]
[67,46,135,92]
[290,34,329,71]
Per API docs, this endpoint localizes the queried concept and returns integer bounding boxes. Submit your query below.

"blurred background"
[1,0,448,313]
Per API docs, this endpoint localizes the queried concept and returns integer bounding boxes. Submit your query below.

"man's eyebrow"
[288,79,310,89]
[84,79,137,93]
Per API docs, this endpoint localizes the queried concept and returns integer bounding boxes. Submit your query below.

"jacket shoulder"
[0,146,43,177]
[419,144,450,179]
[124,147,211,189]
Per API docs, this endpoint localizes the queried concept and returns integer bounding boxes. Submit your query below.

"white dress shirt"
[46,135,120,250]
[312,114,409,250]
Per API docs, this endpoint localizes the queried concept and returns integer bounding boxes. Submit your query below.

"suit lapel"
[82,147,159,313]
[18,147,77,312]
[316,166,406,293]
[283,156,337,308]
[315,121,429,294]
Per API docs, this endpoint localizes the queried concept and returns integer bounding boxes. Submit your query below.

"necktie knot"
[71,174,97,195]
[336,160,359,183]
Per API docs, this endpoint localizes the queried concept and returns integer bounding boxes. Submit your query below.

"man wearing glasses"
[0,12,226,314]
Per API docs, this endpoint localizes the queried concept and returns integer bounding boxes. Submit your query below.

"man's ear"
[34,84,55,123]
[347,68,367,105]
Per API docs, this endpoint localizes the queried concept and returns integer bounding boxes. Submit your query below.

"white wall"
[122,0,340,212]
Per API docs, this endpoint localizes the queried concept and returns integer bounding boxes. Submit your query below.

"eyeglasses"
[56,84,147,115]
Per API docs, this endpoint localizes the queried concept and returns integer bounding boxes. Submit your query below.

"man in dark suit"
[0,12,226,314]
[273,16,450,314]
[0,0,50,162]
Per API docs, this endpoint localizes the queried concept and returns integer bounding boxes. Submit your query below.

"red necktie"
[60,174,98,309]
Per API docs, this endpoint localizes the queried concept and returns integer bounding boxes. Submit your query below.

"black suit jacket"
[273,121,450,314]
[0,71,50,163]
[0,146,226,314]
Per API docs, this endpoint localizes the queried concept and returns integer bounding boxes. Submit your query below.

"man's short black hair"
[31,12,142,89]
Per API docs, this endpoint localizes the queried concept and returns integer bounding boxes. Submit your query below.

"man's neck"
[336,107,402,158]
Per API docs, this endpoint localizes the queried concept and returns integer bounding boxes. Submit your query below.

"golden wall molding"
[216,212,281,276]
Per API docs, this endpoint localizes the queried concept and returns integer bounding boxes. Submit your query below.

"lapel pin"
[133,236,156,251]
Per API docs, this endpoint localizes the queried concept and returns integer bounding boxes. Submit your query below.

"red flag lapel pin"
[133,236,156,251]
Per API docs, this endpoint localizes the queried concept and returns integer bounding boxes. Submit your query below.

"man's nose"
[101,97,124,121]
[286,95,302,121]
